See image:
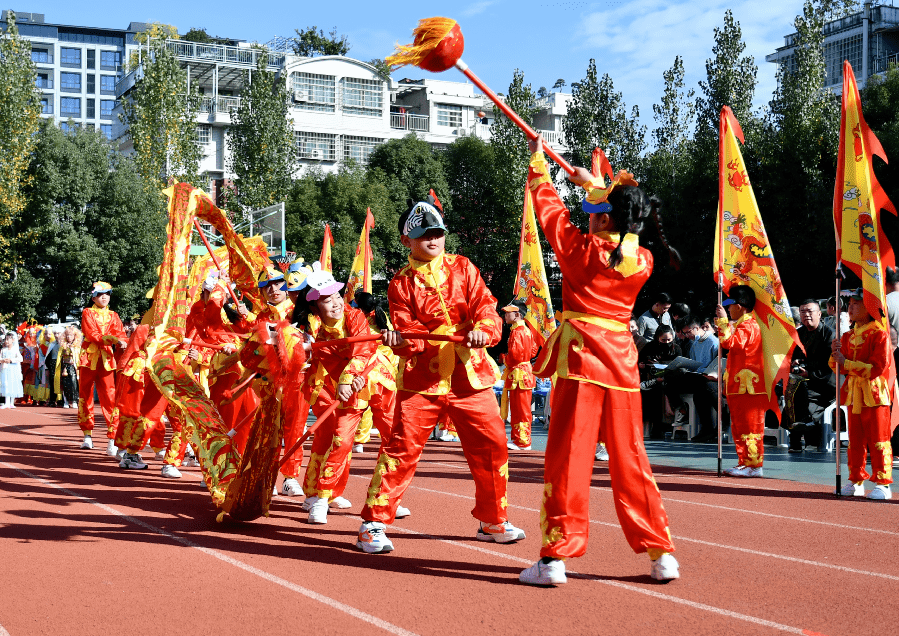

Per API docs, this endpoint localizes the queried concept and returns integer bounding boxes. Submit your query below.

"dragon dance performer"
[500,300,539,451]
[78,282,127,450]
[715,286,768,478]
[518,136,677,586]
[294,266,377,524]
[831,288,893,500]
[357,199,525,554]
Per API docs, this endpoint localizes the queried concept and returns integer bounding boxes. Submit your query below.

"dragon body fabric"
[146,183,276,519]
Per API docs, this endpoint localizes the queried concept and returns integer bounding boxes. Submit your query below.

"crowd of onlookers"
[629,288,899,462]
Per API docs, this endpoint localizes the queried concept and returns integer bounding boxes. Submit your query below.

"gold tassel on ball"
[385,17,457,68]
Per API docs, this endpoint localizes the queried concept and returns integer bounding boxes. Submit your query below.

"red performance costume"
[717,313,768,472]
[524,150,674,579]
[360,253,512,527]
[830,319,893,492]
[501,313,539,449]
[78,282,126,444]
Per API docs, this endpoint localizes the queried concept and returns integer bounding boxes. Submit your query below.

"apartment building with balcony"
[766,1,899,89]
[0,11,140,139]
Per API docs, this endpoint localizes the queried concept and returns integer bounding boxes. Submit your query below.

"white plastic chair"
[822,402,849,452]
[671,394,700,440]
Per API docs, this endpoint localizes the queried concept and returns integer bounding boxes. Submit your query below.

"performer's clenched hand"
[465,330,488,348]
[382,329,407,348]
[351,376,365,393]
[337,383,353,402]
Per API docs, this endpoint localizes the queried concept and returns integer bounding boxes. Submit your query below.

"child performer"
[715,286,767,478]
[58,326,81,409]
[0,332,24,408]
[831,288,893,500]
[500,300,539,451]
[356,198,525,554]
[519,135,677,586]
[78,282,127,450]
[295,266,375,524]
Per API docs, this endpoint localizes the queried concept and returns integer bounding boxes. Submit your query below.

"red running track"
[1,405,896,636]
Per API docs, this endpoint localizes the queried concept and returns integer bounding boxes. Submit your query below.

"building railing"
[41,103,53,115]
[464,123,563,147]
[165,39,284,69]
[31,53,53,64]
[390,112,429,132]
[35,78,53,89]
[874,52,899,73]
[200,95,242,114]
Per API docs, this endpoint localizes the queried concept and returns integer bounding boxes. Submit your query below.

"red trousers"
[209,370,259,456]
[113,376,169,453]
[361,367,510,525]
[728,394,767,468]
[280,390,310,480]
[302,385,362,500]
[508,387,533,447]
[163,407,191,466]
[848,405,893,485]
[78,366,117,436]
[541,378,674,559]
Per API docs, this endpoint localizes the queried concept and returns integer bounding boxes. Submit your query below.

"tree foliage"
[0,12,41,279]
[226,57,296,212]
[292,26,350,57]
[122,26,202,190]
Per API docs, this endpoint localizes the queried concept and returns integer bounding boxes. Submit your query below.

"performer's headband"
[403,202,446,238]
[91,281,112,296]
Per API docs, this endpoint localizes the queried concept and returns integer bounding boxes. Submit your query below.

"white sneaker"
[154,449,166,461]
[519,559,567,586]
[595,443,610,461]
[116,448,126,460]
[302,495,318,511]
[725,465,750,477]
[476,521,526,544]
[307,497,329,524]
[866,484,892,500]
[182,456,200,468]
[650,553,680,581]
[356,521,394,553]
[281,478,303,496]
[106,439,118,457]
[80,436,93,450]
[160,464,182,479]
[507,440,520,450]
[329,496,352,509]
[119,453,148,470]
[395,505,411,519]
[837,481,865,497]
[438,431,459,442]
[745,467,763,478]
[353,444,364,454]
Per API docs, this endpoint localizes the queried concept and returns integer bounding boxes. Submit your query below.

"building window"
[35,73,52,89]
[60,47,81,68]
[824,34,863,85]
[196,124,211,145]
[31,48,51,64]
[100,75,116,94]
[100,100,115,118]
[60,97,81,118]
[60,72,81,93]
[342,135,382,164]
[436,104,463,128]
[86,49,95,69]
[86,99,96,119]
[341,77,383,117]
[100,124,113,140]
[295,131,337,161]
[290,72,336,112]
[60,121,80,133]
[100,50,121,71]
[40,97,53,115]
[87,74,95,94]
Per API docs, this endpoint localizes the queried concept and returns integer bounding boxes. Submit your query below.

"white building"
[766,1,899,90]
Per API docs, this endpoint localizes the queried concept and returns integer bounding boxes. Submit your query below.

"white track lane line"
[0,622,10,635]
[420,459,899,537]
[353,475,899,582]
[342,514,812,635]
[1,462,419,636]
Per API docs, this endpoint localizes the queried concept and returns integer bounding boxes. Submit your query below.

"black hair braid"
[355,291,391,330]
[290,294,315,331]
[604,186,680,271]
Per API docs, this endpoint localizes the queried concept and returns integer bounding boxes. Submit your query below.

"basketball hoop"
[284,251,297,261]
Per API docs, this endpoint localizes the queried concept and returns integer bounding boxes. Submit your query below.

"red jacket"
[717,314,765,396]
[503,319,538,390]
[80,306,126,371]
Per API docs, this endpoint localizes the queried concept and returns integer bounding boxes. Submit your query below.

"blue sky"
[34,0,807,133]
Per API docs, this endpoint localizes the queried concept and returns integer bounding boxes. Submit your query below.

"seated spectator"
[783,299,835,452]
[630,314,648,352]
[670,303,690,326]
[639,325,681,439]
[701,317,717,336]
[664,316,720,442]
[823,296,850,336]
[636,292,672,340]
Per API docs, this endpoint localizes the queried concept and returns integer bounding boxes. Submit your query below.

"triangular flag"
[345,208,375,303]
[715,105,802,412]
[513,186,555,346]
[320,223,335,273]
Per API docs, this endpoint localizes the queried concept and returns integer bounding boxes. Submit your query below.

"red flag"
[320,223,335,273]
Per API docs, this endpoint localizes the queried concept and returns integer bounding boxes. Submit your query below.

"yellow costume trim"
[528,153,553,189]
[540,483,563,547]
[366,452,399,507]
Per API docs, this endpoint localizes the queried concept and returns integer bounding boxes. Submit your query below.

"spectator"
[670,303,690,325]
[629,315,648,352]
[783,299,835,452]
[823,296,850,336]
[701,317,717,336]
[635,292,672,340]
[639,325,681,439]
[665,316,720,442]
[885,267,899,345]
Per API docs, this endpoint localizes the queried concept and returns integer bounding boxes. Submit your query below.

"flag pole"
[716,109,725,478]
[834,268,843,496]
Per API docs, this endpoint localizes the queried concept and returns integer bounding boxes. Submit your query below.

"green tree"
[366,135,451,274]
[226,56,296,212]
[0,11,41,279]
[292,26,350,57]
[368,58,392,78]
[121,24,202,190]
[563,60,647,180]
[552,79,566,91]
[181,28,214,43]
